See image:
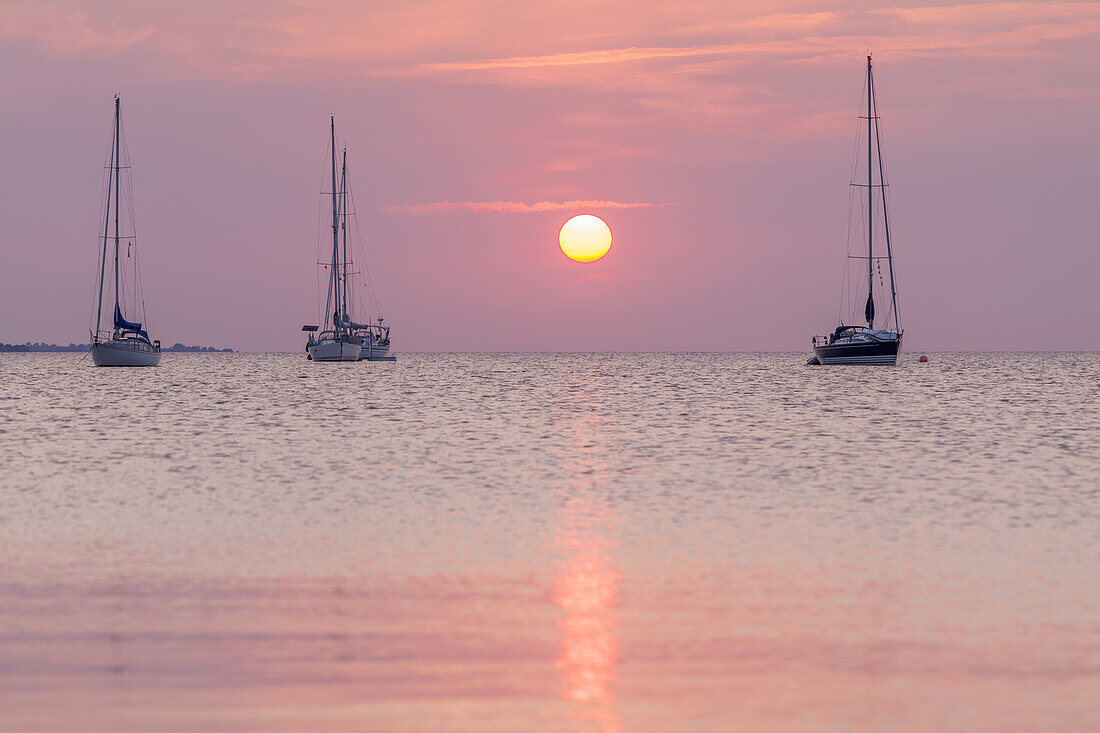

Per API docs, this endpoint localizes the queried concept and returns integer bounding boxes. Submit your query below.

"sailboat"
[333,148,393,361]
[90,95,161,367]
[304,117,393,362]
[809,56,903,366]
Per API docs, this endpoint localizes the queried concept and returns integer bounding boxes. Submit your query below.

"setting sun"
[559,214,612,263]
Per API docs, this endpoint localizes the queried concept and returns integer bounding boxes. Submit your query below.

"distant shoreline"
[0,342,234,353]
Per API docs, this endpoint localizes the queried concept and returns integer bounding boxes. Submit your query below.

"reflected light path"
[552,388,622,733]
[555,498,619,708]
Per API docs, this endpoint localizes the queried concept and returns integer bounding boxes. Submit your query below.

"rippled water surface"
[1,352,1097,732]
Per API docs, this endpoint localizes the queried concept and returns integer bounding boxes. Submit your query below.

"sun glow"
[559,214,612,263]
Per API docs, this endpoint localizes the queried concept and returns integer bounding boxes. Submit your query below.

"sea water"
[1,353,1097,732]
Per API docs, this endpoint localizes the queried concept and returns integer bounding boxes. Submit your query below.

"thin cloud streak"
[415,45,738,72]
[381,200,672,215]
[0,2,154,53]
[665,11,839,37]
[874,1,1100,25]
[399,1,1100,86]
[413,21,1100,79]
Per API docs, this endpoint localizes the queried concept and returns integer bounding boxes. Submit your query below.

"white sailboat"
[90,95,161,367]
[304,117,393,362]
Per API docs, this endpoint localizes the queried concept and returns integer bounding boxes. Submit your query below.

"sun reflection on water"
[552,392,621,732]
[554,502,619,707]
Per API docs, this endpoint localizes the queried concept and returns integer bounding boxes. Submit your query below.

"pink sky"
[1,0,1097,351]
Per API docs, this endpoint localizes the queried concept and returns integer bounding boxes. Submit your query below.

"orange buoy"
[918,354,928,363]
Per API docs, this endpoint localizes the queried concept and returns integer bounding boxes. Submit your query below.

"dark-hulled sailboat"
[810,55,902,366]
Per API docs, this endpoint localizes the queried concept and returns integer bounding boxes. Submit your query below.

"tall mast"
[871,66,900,331]
[330,116,340,331]
[866,55,873,328]
[113,94,121,331]
[340,147,348,323]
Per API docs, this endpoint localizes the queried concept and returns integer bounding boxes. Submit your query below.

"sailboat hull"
[308,339,361,362]
[813,337,900,365]
[91,340,161,367]
[357,342,394,361]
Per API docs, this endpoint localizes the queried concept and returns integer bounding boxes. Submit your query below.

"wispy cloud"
[0,2,153,53]
[403,1,1100,81]
[665,11,839,38]
[381,200,670,215]
[414,45,740,73]
[6,0,1100,140]
[874,1,1099,25]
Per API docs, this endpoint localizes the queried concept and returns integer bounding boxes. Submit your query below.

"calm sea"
[1,352,1097,732]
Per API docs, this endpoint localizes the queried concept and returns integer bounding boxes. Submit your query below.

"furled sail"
[864,293,875,327]
[114,303,150,341]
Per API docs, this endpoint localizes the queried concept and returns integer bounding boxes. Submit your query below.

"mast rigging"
[871,61,900,330]
[114,94,121,333]
[341,147,348,325]
[865,55,874,329]
[330,116,340,332]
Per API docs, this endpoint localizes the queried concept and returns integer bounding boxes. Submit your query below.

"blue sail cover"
[114,303,151,342]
